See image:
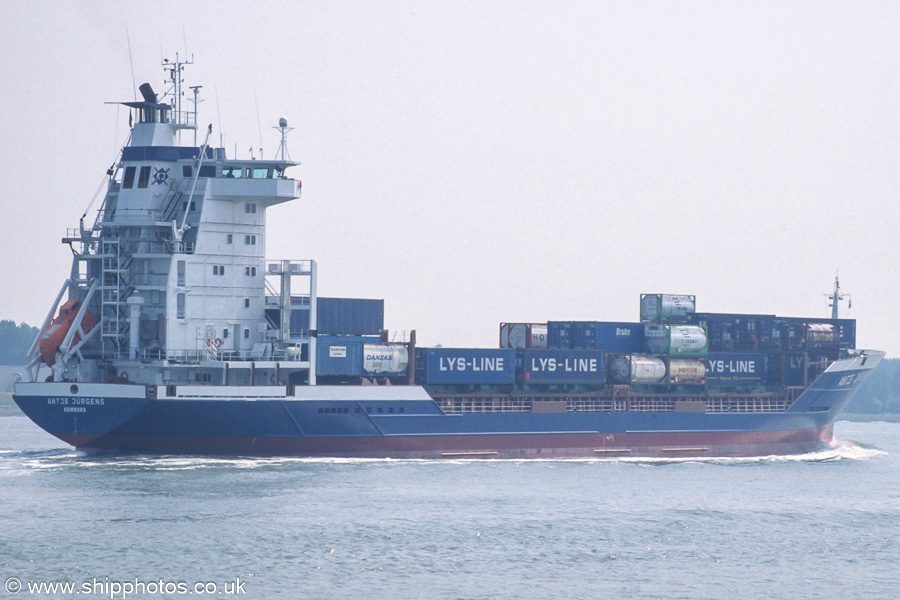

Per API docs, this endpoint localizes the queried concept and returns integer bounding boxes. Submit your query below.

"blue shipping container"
[593,322,644,353]
[777,316,854,351]
[783,353,806,386]
[548,321,644,352]
[290,297,385,337]
[420,348,516,385]
[521,349,607,385]
[834,319,856,350]
[706,352,767,385]
[315,336,375,376]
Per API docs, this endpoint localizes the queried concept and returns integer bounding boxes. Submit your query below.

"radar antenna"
[274,117,294,161]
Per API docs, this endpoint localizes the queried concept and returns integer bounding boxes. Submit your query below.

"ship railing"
[173,110,196,128]
[434,390,794,415]
[83,238,194,256]
[159,347,306,364]
[267,260,316,275]
[217,348,305,362]
[111,240,195,255]
[98,207,165,223]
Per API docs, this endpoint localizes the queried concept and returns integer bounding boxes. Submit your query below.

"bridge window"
[223,166,243,178]
[198,165,216,178]
[250,167,270,179]
[123,166,136,189]
[182,165,192,178]
[137,166,151,188]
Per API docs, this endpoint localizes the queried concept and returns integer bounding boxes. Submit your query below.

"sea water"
[1,417,898,600]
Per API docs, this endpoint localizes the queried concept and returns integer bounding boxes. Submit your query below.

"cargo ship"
[13,59,883,458]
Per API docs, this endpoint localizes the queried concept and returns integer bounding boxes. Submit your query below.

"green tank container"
[644,324,708,356]
[640,294,696,322]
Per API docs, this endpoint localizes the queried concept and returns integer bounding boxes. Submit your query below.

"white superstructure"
[25,58,317,386]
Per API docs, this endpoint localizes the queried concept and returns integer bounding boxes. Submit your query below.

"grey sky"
[1,1,898,356]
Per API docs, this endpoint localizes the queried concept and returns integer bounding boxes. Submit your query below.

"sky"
[1,1,898,356]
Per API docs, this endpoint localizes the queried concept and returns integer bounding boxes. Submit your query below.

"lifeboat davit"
[39,299,99,366]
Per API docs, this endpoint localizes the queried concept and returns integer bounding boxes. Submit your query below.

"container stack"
[286,296,413,383]
[688,313,854,387]
[634,294,706,386]
[412,294,857,393]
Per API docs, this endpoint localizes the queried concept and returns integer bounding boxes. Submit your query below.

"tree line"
[0,318,896,412]
[0,320,38,365]
[847,357,900,415]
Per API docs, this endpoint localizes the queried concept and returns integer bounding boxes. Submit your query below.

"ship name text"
[47,397,106,406]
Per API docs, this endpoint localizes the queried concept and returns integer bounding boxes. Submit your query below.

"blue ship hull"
[12,354,879,458]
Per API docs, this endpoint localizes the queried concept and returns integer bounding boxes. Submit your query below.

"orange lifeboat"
[39,299,99,366]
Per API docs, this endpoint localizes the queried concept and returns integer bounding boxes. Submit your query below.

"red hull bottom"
[60,426,835,459]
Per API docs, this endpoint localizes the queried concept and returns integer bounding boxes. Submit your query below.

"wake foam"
[0,440,886,472]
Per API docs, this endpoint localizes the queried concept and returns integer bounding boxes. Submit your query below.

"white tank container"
[363,344,409,375]
[500,323,548,349]
[645,324,707,355]
[608,354,667,384]
[667,358,706,383]
[640,294,696,322]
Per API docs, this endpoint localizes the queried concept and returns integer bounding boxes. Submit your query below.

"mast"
[163,54,198,139]
[827,274,849,319]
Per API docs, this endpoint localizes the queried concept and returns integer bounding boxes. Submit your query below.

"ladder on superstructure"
[100,238,135,357]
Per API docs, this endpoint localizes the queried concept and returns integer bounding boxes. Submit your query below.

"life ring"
[120,371,129,381]
[214,337,223,348]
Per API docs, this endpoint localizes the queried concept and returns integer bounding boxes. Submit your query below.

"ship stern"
[13,382,152,450]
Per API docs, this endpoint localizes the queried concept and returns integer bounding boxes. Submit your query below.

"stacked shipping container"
[290,297,385,337]
[316,336,409,378]
[546,321,644,352]
[520,349,607,385]
[411,293,856,393]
